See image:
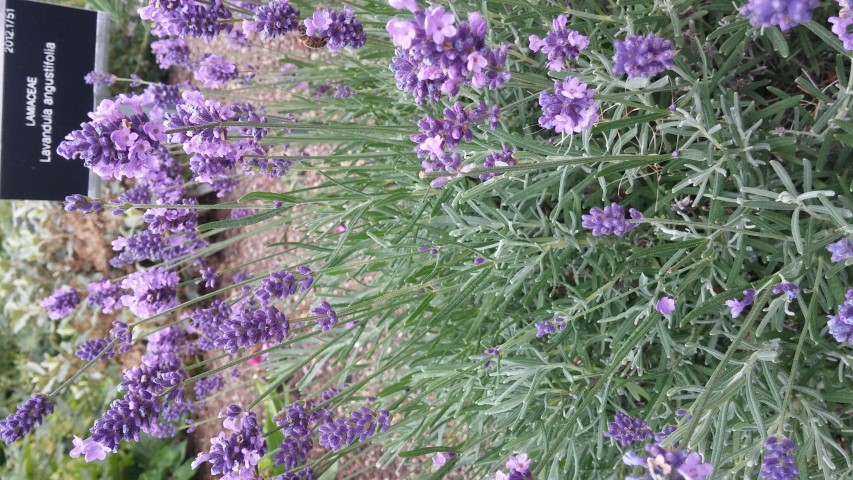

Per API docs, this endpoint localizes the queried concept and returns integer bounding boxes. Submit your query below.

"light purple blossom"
[772,282,799,300]
[84,71,115,87]
[150,38,190,69]
[656,296,676,317]
[244,0,300,41]
[622,444,713,480]
[612,34,674,79]
[432,451,456,468]
[192,408,267,479]
[830,2,853,50]
[311,300,338,332]
[70,436,110,462]
[528,15,589,71]
[538,77,599,134]
[828,289,853,344]
[740,0,818,31]
[194,54,238,88]
[604,412,653,447]
[1,394,54,444]
[761,436,799,480]
[40,286,80,320]
[725,288,756,319]
[120,268,180,318]
[581,203,644,236]
[827,238,853,263]
[64,194,103,214]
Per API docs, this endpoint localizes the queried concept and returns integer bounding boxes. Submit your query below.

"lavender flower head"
[491,453,532,480]
[432,451,457,468]
[138,0,233,40]
[581,203,644,236]
[828,289,853,344]
[829,2,853,51]
[483,346,500,367]
[656,295,676,317]
[740,0,818,31]
[827,238,853,263]
[120,268,180,317]
[244,0,300,41]
[535,317,566,338]
[622,444,713,480]
[64,194,103,214]
[150,38,190,69]
[70,435,111,462]
[84,71,115,87]
[311,300,338,332]
[538,77,599,134]
[272,467,315,480]
[318,407,391,451]
[143,199,198,234]
[215,305,289,354]
[612,34,674,79]
[194,54,238,88]
[604,412,653,447]
[761,436,798,480]
[76,337,116,362]
[772,282,799,301]
[192,408,267,479]
[528,15,589,71]
[40,286,80,320]
[303,7,366,51]
[725,288,756,319]
[480,147,517,181]
[1,394,54,444]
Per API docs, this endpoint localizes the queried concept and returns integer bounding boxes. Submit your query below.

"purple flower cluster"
[581,203,644,236]
[772,282,799,300]
[828,289,853,344]
[310,300,338,332]
[242,157,294,177]
[194,54,238,88]
[274,402,314,469]
[194,374,225,402]
[272,468,315,480]
[827,238,853,263]
[1,394,54,444]
[740,0,818,31]
[191,299,233,351]
[120,268,180,317]
[528,15,589,71]
[318,407,391,451]
[150,38,190,69]
[480,147,516,180]
[142,83,189,108]
[244,0,300,41]
[830,2,853,51]
[387,5,510,103]
[76,338,116,362]
[304,7,366,51]
[538,77,599,134]
[761,436,799,480]
[192,407,267,479]
[84,71,115,87]
[139,0,233,40]
[432,451,456,469]
[64,194,103,214]
[40,286,80,320]
[656,296,676,317]
[604,412,653,447]
[490,453,531,480]
[535,317,566,338]
[143,199,198,234]
[255,267,314,305]
[623,444,713,480]
[725,288,756,319]
[411,101,496,187]
[57,94,167,181]
[334,85,355,98]
[111,321,133,353]
[483,346,500,367]
[612,34,674,79]
[215,305,289,354]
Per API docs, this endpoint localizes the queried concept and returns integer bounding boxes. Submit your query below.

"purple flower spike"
[830,4,853,51]
[612,34,674,79]
[581,203,643,237]
[827,238,853,263]
[150,38,190,69]
[1,394,54,444]
[725,288,756,319]
[194,54,238,89]
[740,0,818,31]
[192,409,267,478]
[76,338,116,362]
[535,321,556,338]
[656,295,676,317]
[538,77,599,134]
[272,467,315,480]
[303,7,366,51]
[828,289,853,344]
[84,71,115,87]
[432,451,456,468]
[528,15,589,71]
[623,444,713,480]
[310,300,338,332]
[216,305,289,354]
[604,412,653,447]
[244,0,300,41]
[761,436,799,480]
[40,286,80,320]
[772,282,799,300]
[64,194,103,214]
[120,268,179,318]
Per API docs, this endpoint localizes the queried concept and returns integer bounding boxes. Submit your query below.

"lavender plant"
[3,0,853,479]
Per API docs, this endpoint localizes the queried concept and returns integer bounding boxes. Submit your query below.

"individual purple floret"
[275,434,314,470]
[64,194,103,214]
[480,147,516,180]
[772,282,799,300]
[192,408,267,479]
[761,436,799,479]
[612,34,674,79]
[244,0,300,41]
[69,435,111,462]
[581,203,644,236]
[120,268,180,318]
[827,238,853,263]
[40,286,80,320]
[215,305,289,354]
[76,338,116,362]
[604,412,654,447]
[535,321,556,338]
[272,467,315,480]
[529,15,589,71]
[483,346,500,367]
[387,6,510,103]
[623,444,713,480]
[491,453,532,480]
[311,300,338,332]
[1,394,54,444]
[828,288,853,344]
[150,38,190,69]
[830,2,853,51]
[725,288,756,319]
[656,295,676,317]
[412,101,493,160]
[318,407,390,452]
[538,77,599,134]
[194,54,238,88]
[432,451,456,468]
[655,424,678,442]
[58,94,167,181]
[84,71,115,87]
[110,321,133,354]
[304,7,366,51]
[740,0,818,31]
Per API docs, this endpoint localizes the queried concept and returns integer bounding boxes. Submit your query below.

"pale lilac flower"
[740,0,818,31]
[528,15,589,71]
[64,194,103,214]
[622,444,713,480]
[150,38,190,69]
[581,203,644,236]
[538,77,599,134]
[725,288,756,319]
[120,268,180,318]
[772,282,799,300]
[424,6,456,43]
[761,436,799,479]
[70,436,111,462]
[828,289,853,344]
[656,296,676,317]
[604,412,653,447]
[827,238,853,263]
[84,71,115,87]
[432,451,456,468]
[194,54,238,88]
[612,34,674,79]
[40,287,80,320]
[830,2,853,50]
